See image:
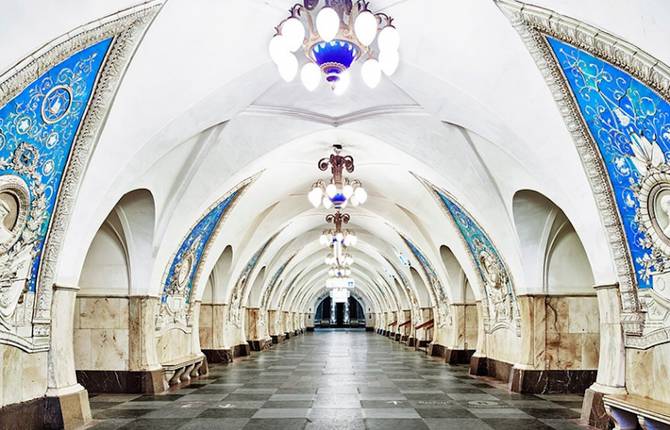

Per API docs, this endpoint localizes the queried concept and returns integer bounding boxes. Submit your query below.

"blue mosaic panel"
[401,236,440,287]
[0,38,112,292]
[161,191,238,304]
[546,36,670,289]
[436,191,510,289]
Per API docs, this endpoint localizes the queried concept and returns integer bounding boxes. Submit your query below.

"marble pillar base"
[445,349,476,365]
[394,333,401,341]
[307,327,315,332]
[428,343,447,358]
[76,369,164,393]
[581,388,613,429]
[271,334,286,344]
[509,368,598,394]
[407,337,416,347]
[202,349,233,364]
[44,388,92,429]
[365,327,374,332]
[248,338,272,352]
[469,356,513,382]
[233,343,250,358]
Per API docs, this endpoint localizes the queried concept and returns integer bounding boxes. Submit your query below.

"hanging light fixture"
[308,145,367,210]
[269,0,400,92]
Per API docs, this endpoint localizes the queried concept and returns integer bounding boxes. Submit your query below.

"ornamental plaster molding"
[496,0,670,348]
[0,1,164,352]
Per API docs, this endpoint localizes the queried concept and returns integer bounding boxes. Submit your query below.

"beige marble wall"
[486,295,599,370]
[128,296,161,370]
[73,297,129,370]
[443,304,477,350]
[246,308,258,340]
[626,342,670,403]
[268,310,280,336]
[199,303,214,349]
[156,329,193,363]
[0,346,47,407]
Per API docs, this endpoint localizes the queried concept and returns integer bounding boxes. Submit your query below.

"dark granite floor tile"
[198,408,258,418]
[483,418,556,430]
[176,418,250,429]
[93,409,153,419]
[117,418,191,430]
[130,395,183,402]
[416,407,476,418]
[520,408,581,419]
[242,418,308,429]
[364,418,430,430]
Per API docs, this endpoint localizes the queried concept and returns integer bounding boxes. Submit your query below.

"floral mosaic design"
[546,36,670,292]
[161,190,242,305]
[434,189,519,333]
[399,235,450,326]
[0,39,112,333]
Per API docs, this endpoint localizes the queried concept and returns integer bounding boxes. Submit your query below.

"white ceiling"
[3,0,669,312]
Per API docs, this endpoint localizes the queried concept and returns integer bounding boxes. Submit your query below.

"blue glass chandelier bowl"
[311,40,358,82]
[330,192,347,208]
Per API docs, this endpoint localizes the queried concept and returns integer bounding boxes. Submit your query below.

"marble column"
[46,284,91,429]
[582,283,626,429]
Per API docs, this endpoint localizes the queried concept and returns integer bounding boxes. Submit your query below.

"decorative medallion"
[41,85,72,124]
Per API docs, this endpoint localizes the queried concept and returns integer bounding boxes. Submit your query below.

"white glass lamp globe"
[379,49,399,75]
[325,183,337,198]
[308,187,323,207]
[277,53,298,81]
[269,35,289,64]
[378,26,400,52]
[349,194,359,206]
[354,11,377,46]
[354,186,368,204]
[316,7,340,42]
[322,196,333,209]
[282,17,305,52]
[300,63,321,91]
[361,59,381,88]
[343,184,354,198]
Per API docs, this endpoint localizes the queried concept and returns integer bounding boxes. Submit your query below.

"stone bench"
[161,354,206,390]
[604,394,670,430]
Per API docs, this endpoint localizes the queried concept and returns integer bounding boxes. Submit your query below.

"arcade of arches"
[0,1,669,429]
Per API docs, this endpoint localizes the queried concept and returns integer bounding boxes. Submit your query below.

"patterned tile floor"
[85,329,592,430]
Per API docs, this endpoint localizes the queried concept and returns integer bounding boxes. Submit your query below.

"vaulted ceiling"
[4,0,669,313]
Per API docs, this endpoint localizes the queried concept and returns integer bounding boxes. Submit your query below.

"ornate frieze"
[417,176,521,336]
[496,0,670,348]
[157,177,255,333]
[0,1,163,352]
[399,235,451,328]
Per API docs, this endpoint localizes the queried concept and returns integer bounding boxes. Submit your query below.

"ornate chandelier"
[269,0,400,93]
[308,145,367,210]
